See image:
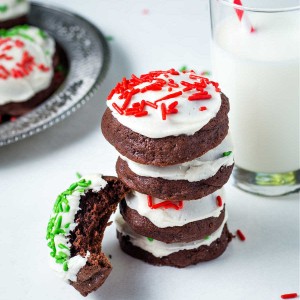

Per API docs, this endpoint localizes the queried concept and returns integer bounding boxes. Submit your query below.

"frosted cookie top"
[46,174,107,282]
[0,25,55,105]
[106,69,222,138]
[0,0,29,22]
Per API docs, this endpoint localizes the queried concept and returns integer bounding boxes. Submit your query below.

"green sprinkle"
[201,71,211,76]
[62,190,72,196]
[64,205,70,213]
[57,203,63,213]
[38,28,47,39]
[58,251,68,258]
[76,172,82,179]
[147,237,154,242]
[79,179,86,183]
[55,216,62,230]
[50,251,56,257]
[64,223,71,229]
[105,35,114,41]
[56,258,65,264]
[69,183,78,191]
[204,236,210,240]
[63,262,69,271]
[0,5,8,13]
[58,243,69,250]
[54,228,65,235]
[222,151,232,157]
[179,65,187,72]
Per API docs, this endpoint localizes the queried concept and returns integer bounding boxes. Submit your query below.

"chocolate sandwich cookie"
[0,0,29,29]
[101,69,230,166]
[0,26,67,120]
[116,213,232,268]
[116,156,233,200]
[120,199,226,244]
[46,175,130,296]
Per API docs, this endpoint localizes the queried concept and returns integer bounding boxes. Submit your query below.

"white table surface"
[0,1,299,299]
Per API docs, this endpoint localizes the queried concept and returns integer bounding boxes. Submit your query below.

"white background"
[0,1,299,299]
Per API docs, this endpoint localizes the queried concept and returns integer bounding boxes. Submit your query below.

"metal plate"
[0,2,110,147]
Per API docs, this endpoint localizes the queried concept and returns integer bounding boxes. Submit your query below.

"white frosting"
[0,0,29,21]
[107,71,222,138]
[0,26,55,105]
[126,189,225,228]
[121,134,234,182]
[115,212,228,257]
[50,251,90,282]
[48,174,107,282]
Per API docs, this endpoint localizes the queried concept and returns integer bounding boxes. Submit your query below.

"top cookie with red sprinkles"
[106,69,224,139]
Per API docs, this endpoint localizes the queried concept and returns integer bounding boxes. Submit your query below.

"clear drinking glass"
[210,0,300,196]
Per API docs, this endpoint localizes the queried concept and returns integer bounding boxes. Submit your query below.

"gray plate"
[0,2,110,147]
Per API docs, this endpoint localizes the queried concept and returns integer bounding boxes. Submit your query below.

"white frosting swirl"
[0,26,55,105]
[107,71,222,138]
[48,174,107,282]
[115,212,228,257]
[0,0,29,21]
[126,189,225,228]
[121,134,233,182]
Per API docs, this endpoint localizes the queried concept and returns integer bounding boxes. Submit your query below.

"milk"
[212,11,299,173]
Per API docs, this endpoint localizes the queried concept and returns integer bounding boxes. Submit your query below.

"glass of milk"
[210,0,300,196]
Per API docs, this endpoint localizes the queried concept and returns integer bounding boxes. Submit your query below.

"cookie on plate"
[0,25,67,122]
[0,0,29,29]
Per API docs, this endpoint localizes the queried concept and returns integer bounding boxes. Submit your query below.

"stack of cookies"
[102,69,234,268]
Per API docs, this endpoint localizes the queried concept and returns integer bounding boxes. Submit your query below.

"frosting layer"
[126,189,225,228]
[0,0,29,21]
[121,134,233,182]
[115,212,228,257]
[47,174,107,282]
[0,26,55,105]
[107,70,222,138]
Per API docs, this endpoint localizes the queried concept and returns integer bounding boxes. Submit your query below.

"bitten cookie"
[0,0,29,28]
[46,174,130,297]
[101,69,230,166]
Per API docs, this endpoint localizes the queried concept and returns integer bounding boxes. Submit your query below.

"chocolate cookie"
[101,93,230,166]
[46,175,130,297]
[117,224,232,268]
[120,199,226,243]
[116,157,234,200]
[0,15,27,29]
[0,44,68,119]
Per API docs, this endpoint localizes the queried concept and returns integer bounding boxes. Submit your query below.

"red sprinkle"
[161,103,167,120]
[236,229,246,241]
[145,101,158,109]
[134,111,148,117]
[168,101,178,109]
[155,91,183,104]
[188,93,212,101]
[199,106,207,111]
[112,103,123,115]
[281,294,298,299]
[147,195,183,210]
[216,196,222,207]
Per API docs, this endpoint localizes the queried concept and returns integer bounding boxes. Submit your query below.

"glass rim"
[218,0,300,13]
